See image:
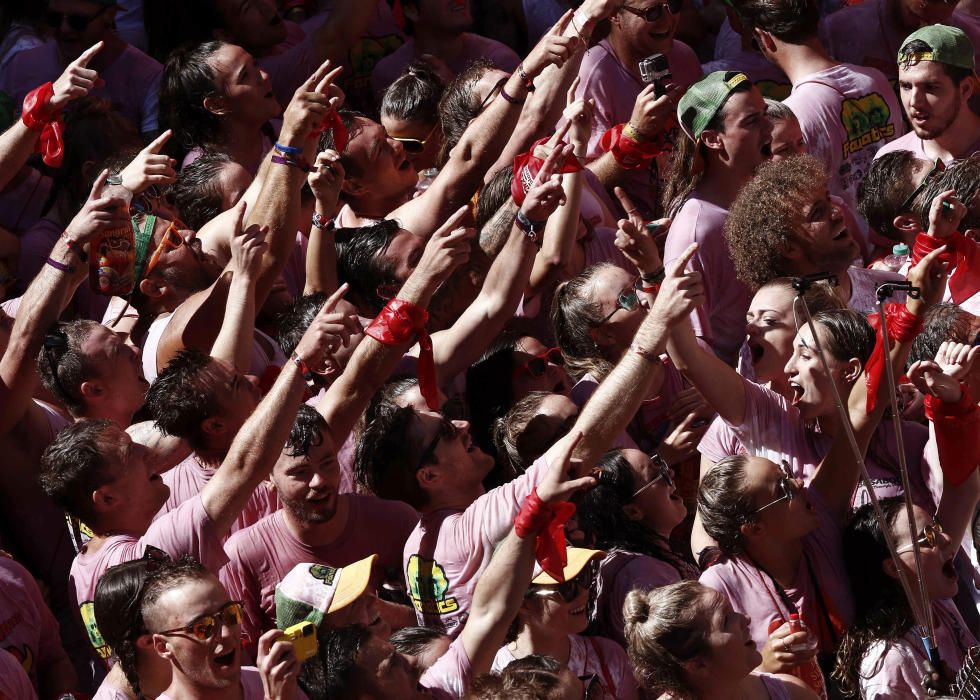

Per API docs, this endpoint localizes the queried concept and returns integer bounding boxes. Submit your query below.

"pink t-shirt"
[700,487,854,653]
[574,39,703,218]
[0,41,161,134]
[702,53,792,101]
[0,648,35,700]
[16,219,110,322]
[594,549,697,647]
[403,454,552,632]
[70,495,228,662]
[220,496,418,647]
[492,634,640,700]
[154,454,280,538]
[156,667,305,700]
[847,265,904,314]
[571,358,686,454]
[821,0,980,82]
[874,128,980,164]
[664,195,752,364]
[92,678,129,700]
[420,637,472,700]
[0,557,65,689]
[858,599,977,698]
[783,64,904,218]
[371,33,520,98]
[582,226,635,272]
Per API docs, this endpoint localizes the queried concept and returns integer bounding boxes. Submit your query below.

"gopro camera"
[639,53,671,98]
[282,620,318,662]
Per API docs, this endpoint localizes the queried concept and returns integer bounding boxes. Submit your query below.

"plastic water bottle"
[882,243,910,273]
[416,168,439,194]
[788,614,828,700]
[89,179,135,296]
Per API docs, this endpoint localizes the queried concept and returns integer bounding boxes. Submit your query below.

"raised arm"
[460,432,596,674]
[209,202,267,371]
[316,208,474,441]
[203,287,351,535]
[562,243,704,472]
[430,142,572,382]
[304,149,345,295]
[0,42,103,191]
[0,171,128,433]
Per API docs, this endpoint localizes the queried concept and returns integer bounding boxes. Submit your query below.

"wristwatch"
[106,173,123,186]
[311,212,335,232]
[515,210,545,248]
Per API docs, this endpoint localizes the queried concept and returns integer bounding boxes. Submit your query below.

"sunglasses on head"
[46,6,109,32]
[42,325,72,399]
[513,347,564,380]
[631,453,674,500]
[417,415,459,470]
[896,521,944,554]
[141,545,170,572]
[751,460,796,516]
[621,0,683,23]
[899,158,946,213]
[598,283,641,325]
[392,123,440,154]
[155,600,244,642]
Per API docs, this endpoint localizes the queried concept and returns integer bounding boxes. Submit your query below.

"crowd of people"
[0,0,978,697]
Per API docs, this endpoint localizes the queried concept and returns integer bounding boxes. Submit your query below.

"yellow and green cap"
[678,71,750,142]
[898,24,976,72]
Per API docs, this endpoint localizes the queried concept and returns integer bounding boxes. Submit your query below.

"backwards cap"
[898,24,976,72]
[677,71,750,142]
[274,555,377,630]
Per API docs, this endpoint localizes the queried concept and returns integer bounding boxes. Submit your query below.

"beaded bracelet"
[518,64,535,92]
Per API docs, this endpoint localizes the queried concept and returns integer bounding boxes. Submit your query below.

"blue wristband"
[274,142,302,156]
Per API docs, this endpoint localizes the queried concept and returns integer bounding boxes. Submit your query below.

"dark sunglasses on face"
[155,601,245,642]
[417,416,459,470]
[751,460,796,515]
[46,6,109,32]
[529,567,594,603]
[392,123,440,153]
[513,347,564,380]
[631,453,674,499]
[899,158,946,213]
[598,285,641,325]
[621,0,683,23]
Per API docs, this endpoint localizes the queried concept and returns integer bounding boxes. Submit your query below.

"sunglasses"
[529,565,595,603]
[141,545,170,572]
[751,460,796,516]
[392,123,440,154]
[896,521,944,554]
[631,453,674,500]
[597,284,641,325]
[143,222,186,279]
[155,601,245,642]
[513,347,564,380]
[46,6,109,32]
[417,415,459,470]
[899,158,946,213]
[621,0,683,23]
[479,77,508,114]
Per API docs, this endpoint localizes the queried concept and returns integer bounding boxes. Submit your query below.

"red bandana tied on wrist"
[366,298,439,410]
[22,82,65,167]
[511,137,583,207]
[513,488,576,582]
[912,231,980,305]
[864,304,923,412]
[924,386,979,487]
[598,123,668,170]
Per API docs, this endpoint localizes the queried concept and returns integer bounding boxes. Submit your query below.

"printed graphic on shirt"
[406,554,459,616]
[79,601,111,659]
[840,93,895,158]
[349,34,404,96]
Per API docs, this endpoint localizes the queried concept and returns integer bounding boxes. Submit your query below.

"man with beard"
[875,26,980,165]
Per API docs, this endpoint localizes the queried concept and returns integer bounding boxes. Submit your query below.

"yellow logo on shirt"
[840,93,895,157]
[406,555,459,615]
[79,601,111,659]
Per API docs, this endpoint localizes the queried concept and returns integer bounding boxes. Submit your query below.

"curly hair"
[909,302,972,368]
[624,581,713,698]
[913,154,980,231]
[724,153,828,291]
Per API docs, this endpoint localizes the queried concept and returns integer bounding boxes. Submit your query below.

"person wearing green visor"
[662,70,771,365]
[875,25,980,165]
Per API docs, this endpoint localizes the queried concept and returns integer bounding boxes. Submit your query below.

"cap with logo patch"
[274,555,378,629]
[677,71,751,142]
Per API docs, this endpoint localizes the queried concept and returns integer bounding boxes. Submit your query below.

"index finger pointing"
[668,242,699,276]
[90,168,110,199]
[315,64,344,95]
[73,41,104,68]
[322,282,350,313]
[142,129,172,155]
[303,59,333,92]
[566,75,581,107]
[436,205,471,236]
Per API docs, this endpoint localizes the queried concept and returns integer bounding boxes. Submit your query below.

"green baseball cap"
[677,70,751,142]
[898,24,976,72]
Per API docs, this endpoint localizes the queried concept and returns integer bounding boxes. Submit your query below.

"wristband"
[598,124,666,170]
[510,136,583,207]
[641,267,666,284]
[518,64,535,92]
[274,142,302,156]
[636,281,660,295]
[515,210,545,248]
[61,231,88,263]
[864,303,924,412]
[46,257,74,273]
[499,85,524,105]
[311,212,335,232]
[22,82,65,167]
[272,155,314,172]
[366,299,439,410]
[623,123,646,143]
[290,351,314,383]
